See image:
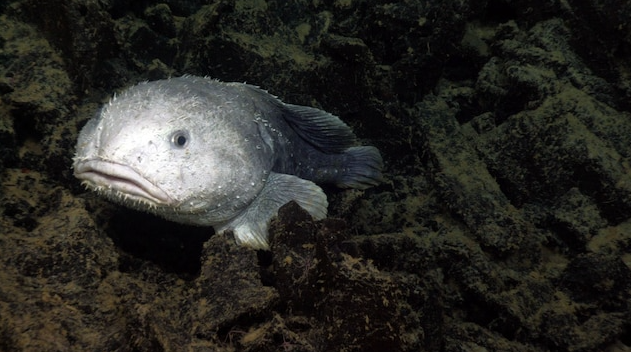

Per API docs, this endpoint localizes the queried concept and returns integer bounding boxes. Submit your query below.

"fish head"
[73,79,269,223]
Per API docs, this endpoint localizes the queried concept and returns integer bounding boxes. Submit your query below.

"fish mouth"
[73,158,174,206]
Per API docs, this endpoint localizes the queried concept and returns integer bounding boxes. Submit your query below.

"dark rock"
[269,202,427,351]
[560,253,631,311]
[144,3,177,38]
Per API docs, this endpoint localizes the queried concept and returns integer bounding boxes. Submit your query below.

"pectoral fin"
[214,172,328,249]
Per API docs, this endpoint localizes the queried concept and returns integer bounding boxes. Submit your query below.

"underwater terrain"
[1,0,630,351]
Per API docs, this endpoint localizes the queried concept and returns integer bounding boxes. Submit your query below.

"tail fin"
[337,146,384,189]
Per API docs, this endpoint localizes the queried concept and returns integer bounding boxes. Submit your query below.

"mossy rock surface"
[1,0,631,351]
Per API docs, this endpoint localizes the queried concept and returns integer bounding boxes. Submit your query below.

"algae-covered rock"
[1,0,631,351]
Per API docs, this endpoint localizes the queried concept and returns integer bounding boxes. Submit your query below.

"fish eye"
[170,130,190,148]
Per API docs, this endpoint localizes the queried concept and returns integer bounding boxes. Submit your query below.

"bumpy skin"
[74,76,383,249]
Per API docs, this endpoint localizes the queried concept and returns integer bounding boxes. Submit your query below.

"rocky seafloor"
[1,0,631,351]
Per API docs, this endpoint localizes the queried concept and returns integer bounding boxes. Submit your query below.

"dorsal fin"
[281,103,358,153]
[241,84,358,153]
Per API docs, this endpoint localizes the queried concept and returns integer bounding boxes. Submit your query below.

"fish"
[73,75,383,249]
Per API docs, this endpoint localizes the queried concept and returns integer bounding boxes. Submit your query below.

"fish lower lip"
[73,159,173,205]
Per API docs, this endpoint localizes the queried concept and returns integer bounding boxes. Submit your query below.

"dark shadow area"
[106,208,211,279]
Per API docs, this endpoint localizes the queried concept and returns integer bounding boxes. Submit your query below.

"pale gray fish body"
[73,76,383,249]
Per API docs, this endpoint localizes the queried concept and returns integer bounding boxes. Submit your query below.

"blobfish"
[73,76,383,249]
